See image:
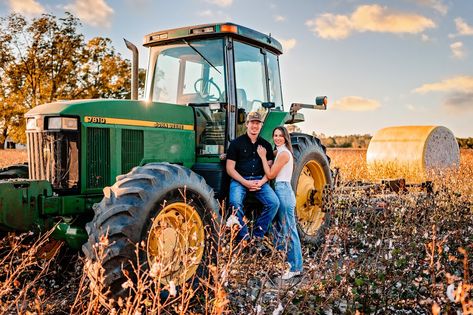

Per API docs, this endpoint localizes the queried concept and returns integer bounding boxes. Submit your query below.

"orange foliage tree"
[0,13,140,147]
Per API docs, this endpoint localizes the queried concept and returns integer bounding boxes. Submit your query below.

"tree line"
[457,138,473,149]
[313,133,472,149]
[0,12,141,148]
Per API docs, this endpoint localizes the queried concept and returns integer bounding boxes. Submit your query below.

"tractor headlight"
[47,117,78,130]
[26,118,37,130]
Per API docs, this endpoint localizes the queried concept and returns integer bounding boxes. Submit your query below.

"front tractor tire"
[82,163,220,298]
[291,133,333,246]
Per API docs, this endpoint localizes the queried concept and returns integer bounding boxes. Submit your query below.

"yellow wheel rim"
[296,160,328,236]
[147,202,205,285]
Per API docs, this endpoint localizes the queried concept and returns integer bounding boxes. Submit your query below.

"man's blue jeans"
[229,176,279,241]
[274,181,303,272]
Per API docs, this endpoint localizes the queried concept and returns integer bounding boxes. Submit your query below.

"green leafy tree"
[0,13,135,147]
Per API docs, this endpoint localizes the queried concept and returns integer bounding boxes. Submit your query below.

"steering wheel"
[194,78,222,101]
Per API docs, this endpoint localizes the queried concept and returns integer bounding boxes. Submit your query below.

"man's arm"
[226,159,259,190]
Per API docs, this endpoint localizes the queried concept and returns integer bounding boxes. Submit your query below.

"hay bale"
[366,126,460,182]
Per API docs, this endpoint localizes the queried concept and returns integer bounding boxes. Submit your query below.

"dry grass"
[328,148,473,201]
[327,148,369,181]
[0,148,472,314]
[0,149,28,168]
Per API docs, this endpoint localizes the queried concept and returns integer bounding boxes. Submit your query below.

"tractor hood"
[25,99,195,128]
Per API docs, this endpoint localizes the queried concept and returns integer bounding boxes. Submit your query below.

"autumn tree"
[0,12,137,147]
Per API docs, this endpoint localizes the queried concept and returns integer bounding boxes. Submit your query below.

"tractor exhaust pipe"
[124,38,139,100]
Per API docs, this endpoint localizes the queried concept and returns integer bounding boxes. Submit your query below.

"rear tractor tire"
[82,163,220,299]
[291,133,333,246]
[0,163,29,180]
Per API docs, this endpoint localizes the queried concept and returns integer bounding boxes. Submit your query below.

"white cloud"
[414,0,448,15]
[65,0,114,28]
[454,18,473,36]
[414,76,473,112]
[198,10,213,17]
[414,75,473,113]
[414,75,473,94]
[421,34,430,42]
[274,15,286,22]
[351,5,435,33]
[306,4,435,40]
[8,0,45,17]
[332,96,381,111]
[406,104,416,111]
[279,38,296,53]
[196,10,230,21]
[205,0,233,7]
[450,41,466,59]
[306,14,352,40]
[443,92,473,112]
[406,103,428,112]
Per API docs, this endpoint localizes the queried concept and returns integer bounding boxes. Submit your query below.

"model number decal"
[85,116,107,124]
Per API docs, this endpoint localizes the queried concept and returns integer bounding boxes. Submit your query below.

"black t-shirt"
[226,133,274,177]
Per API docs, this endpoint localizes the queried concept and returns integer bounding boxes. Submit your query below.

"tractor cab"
[142,23,284,159]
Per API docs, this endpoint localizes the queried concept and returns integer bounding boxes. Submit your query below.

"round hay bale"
[366,126,460,182]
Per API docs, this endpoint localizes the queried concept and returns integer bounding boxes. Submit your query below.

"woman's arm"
[257,146,290,180]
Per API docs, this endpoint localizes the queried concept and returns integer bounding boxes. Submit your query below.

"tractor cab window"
[150,39,226,105]
[266,52,283,110]
[234,41,269,136]
[195,104,226,156]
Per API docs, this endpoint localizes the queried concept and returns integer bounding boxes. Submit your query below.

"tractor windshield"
[148,38,226,105]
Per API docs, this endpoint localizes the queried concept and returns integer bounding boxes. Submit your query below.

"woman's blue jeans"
[274,181,303,272]
[229,177,279,241]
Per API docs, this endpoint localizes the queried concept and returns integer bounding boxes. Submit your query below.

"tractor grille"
[86,127,110,189]
[121,129,144,174]
[27,131,79,190]
[27,131,45,180]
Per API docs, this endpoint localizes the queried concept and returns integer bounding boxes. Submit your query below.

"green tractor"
[0,23,332,295]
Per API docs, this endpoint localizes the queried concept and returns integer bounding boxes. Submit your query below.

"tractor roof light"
[191,26,215,35]
[47,117,78,131]
[220,24,238,33]
[149,33,168,42]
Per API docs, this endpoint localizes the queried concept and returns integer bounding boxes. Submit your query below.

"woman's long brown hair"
[273,126,293,154]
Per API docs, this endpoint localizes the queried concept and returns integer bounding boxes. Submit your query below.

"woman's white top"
[275,145,293,182]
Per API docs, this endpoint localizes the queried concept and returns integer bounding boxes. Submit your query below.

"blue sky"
[1,0,472,137]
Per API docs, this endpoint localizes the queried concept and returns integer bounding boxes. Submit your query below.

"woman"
[257,126,303,280]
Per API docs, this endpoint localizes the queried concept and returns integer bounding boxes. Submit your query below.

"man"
[226,111,279,242]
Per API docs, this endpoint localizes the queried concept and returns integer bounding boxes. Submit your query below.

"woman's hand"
[257,145,267,159]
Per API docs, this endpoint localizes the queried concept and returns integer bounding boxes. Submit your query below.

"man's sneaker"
[281,270,302,280]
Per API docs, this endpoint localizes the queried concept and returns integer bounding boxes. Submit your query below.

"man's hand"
[255,177,268,188]
[245,179,261,191]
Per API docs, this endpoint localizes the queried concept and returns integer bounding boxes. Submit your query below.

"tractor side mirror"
[237,108,246,124]
[315,96,328,106]
[262,102,275,109]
